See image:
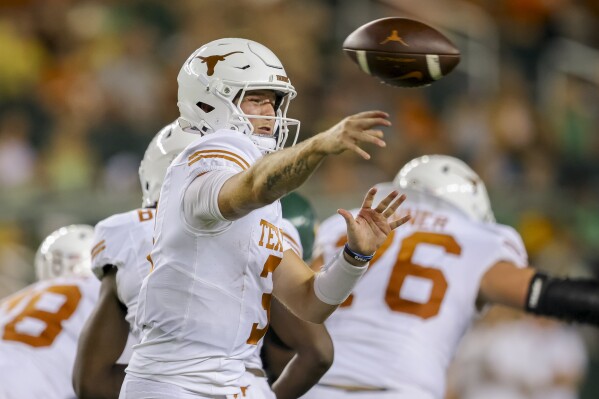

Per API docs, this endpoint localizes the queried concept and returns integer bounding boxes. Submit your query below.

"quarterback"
[74,122,334,399]
[121,38,409,398]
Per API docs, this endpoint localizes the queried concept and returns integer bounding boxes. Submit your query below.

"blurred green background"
[0,0,598,397]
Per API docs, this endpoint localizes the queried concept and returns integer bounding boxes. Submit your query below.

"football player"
[74,125,334,399]
[72,121,197,399]
[303,154,599,399]
[0,224,96,399]
[121,38,409,398]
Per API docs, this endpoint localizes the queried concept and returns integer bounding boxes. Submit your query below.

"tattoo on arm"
[266,157,312,191]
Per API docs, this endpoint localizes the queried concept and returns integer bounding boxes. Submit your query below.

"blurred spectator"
[0,111,36,188]
[96,20,165,132]
[548,77,599,187]
[0,1,598,393]
[101,152,142,195]
[447,307,588,399]
[0,17,46,100]
[41,117,95,192]
[0,223,34,298]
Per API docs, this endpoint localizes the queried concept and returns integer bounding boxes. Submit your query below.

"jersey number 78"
[1,285,82,347]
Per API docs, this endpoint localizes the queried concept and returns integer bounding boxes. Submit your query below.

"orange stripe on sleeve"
[91,240,105,253]
[188,149,250,170]
[282,231,301,255]
[91,246,106,260]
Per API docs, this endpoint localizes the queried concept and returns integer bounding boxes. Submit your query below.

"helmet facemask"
[230,87,299,153]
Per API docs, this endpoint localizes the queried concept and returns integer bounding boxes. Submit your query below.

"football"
[343,17,460,88]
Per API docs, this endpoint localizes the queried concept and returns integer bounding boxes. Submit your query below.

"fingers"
[367,129,384,139]
[348,110,390,120]
[353,117,392,130]
[345,130,385,158]
[360,187,377,209]
[336,112,390,159]
[337,208,355,228]
[347,112,390,135]
[383,194,407,218]
[348,143,371,160]
[359,130,386,148]
[389,215,411,230]
[375,190,399,213]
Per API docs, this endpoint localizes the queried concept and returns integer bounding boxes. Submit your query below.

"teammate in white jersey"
[72,122,197,399]
[304,154,599,399]
[0,224,96,399]
[122,38,409,399]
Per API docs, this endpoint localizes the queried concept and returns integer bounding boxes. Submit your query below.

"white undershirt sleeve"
[313,251,369,305]
[183,170,237,231]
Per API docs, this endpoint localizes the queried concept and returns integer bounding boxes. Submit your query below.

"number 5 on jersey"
[246,255,282,345]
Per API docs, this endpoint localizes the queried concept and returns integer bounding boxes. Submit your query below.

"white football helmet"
[394,155,495,222]
[139,121,198,208]
[177,38,300,153]
[35,224,95,281]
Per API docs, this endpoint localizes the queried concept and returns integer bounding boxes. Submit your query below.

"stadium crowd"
[0,0,598,397]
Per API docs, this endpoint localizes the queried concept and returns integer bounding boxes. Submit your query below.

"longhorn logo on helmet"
[196,51,243,76]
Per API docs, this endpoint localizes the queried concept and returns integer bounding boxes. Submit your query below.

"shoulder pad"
[178,130,261,175]
[483,222,528,268]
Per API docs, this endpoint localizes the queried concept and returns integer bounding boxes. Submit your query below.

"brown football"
[343,17,460,88]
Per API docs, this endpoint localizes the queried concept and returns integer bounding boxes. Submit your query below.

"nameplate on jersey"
[258,219,284,253]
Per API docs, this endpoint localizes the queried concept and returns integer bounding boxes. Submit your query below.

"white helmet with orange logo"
[35,224,95,281]
[177,38,300,153]
[139,121,198,208]
[394,155,495,223]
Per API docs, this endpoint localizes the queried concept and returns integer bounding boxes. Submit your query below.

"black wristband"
[525,272,599,326]
[343,243,374,263]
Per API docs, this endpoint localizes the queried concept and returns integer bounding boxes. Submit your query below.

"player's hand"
[315,111,390,160]
[338,187,410,257]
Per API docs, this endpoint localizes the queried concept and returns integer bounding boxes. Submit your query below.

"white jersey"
[238,374,276,399]
[280,218,303,260]
[241,219,303,398]
[127,131,287,396]
[0,276,99,399]
[91,208,156,340]
[312,184,528,399]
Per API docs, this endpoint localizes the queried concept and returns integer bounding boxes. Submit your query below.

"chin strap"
[525,272,599,325]
[250,134,277,154]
